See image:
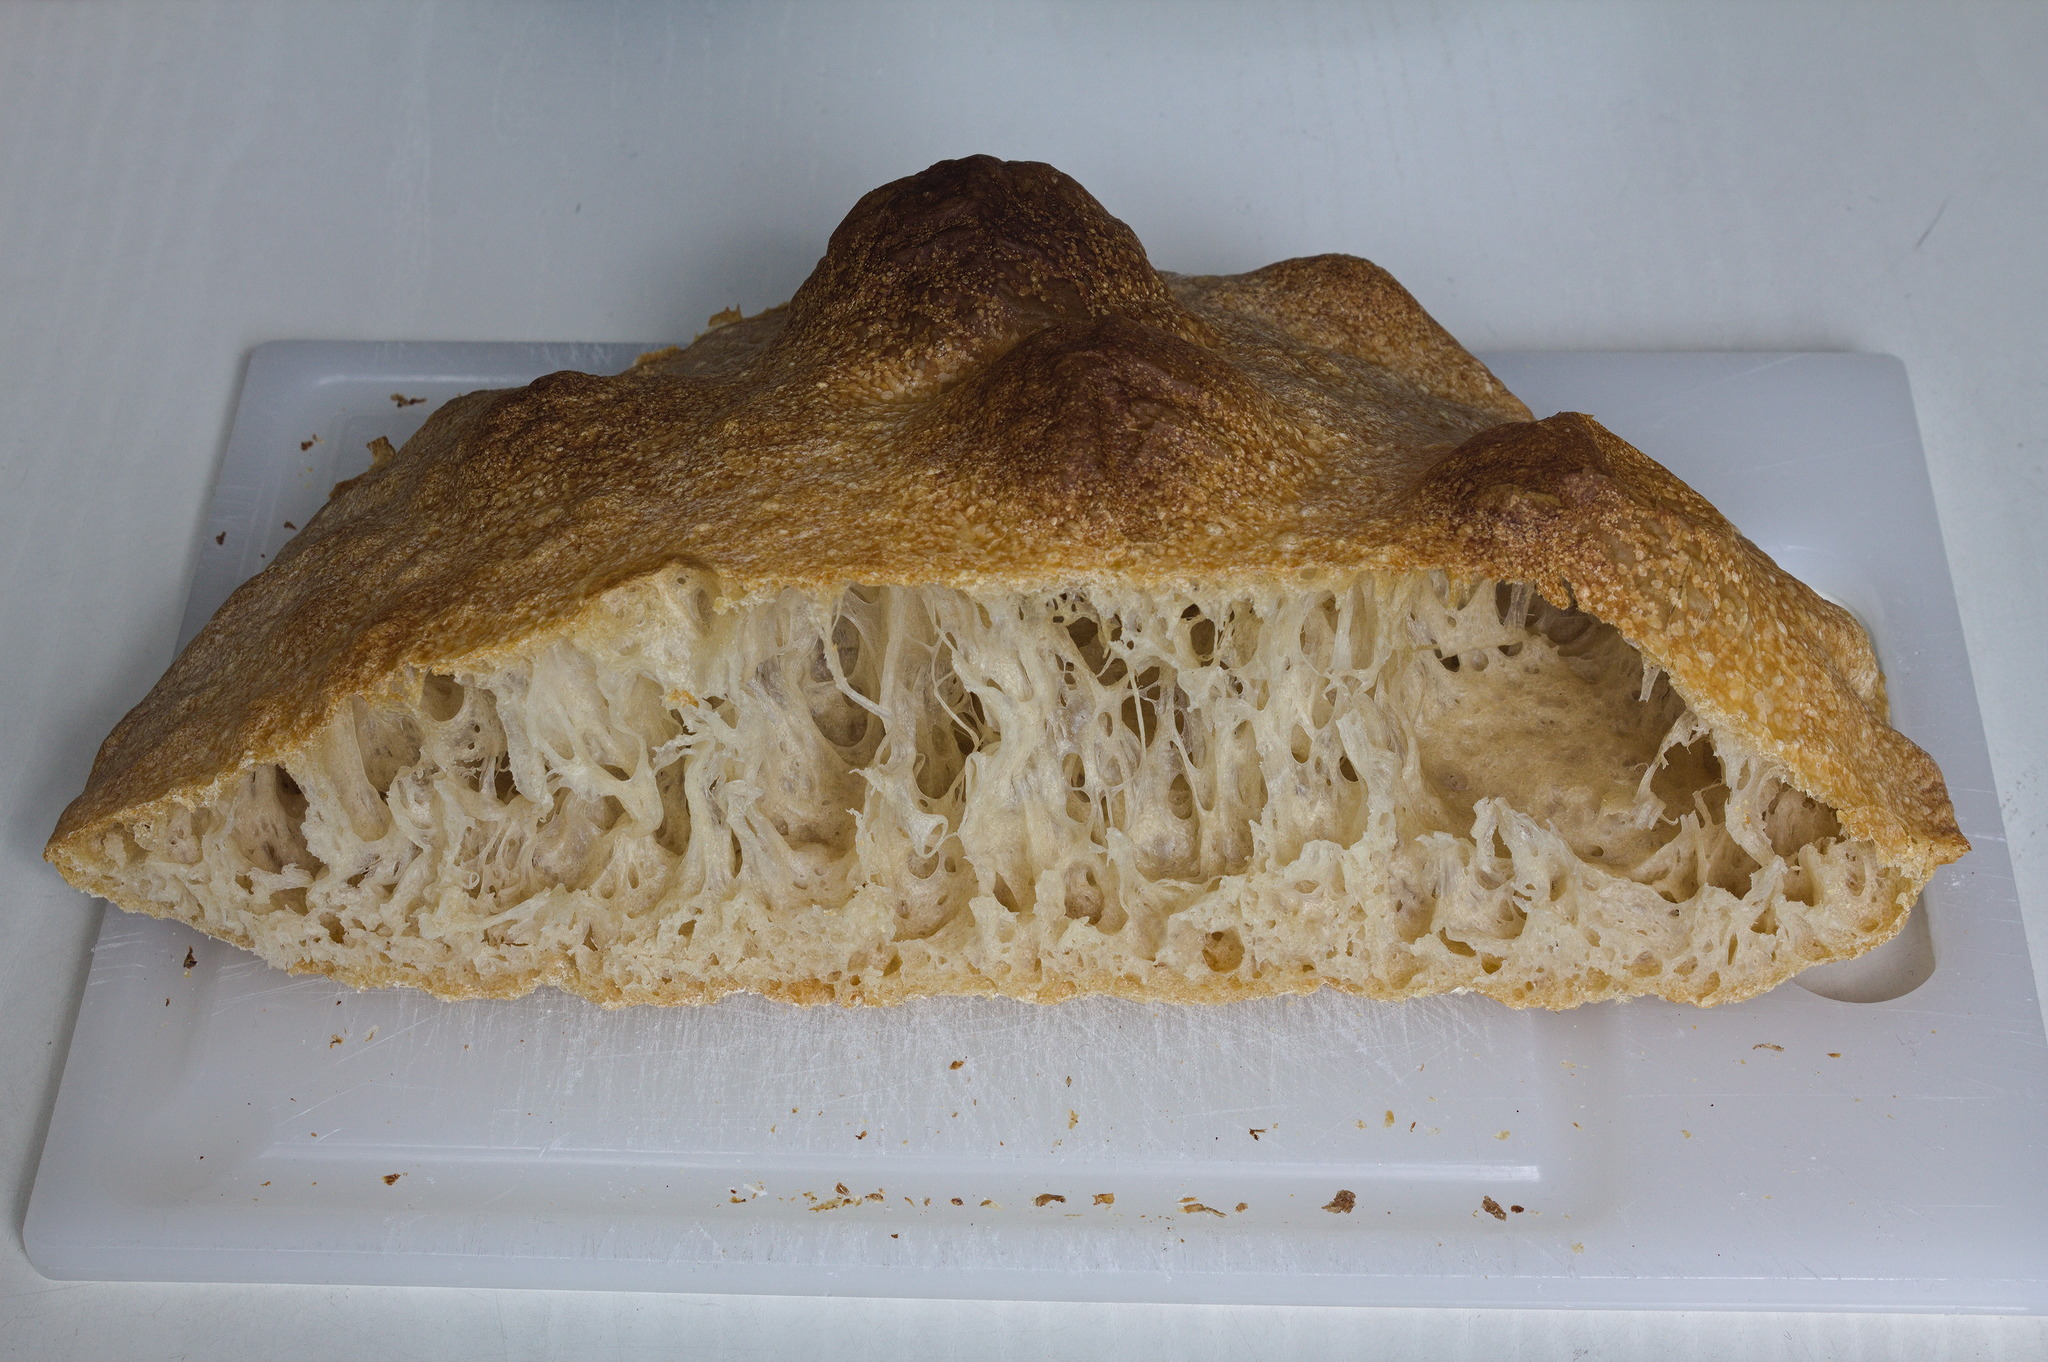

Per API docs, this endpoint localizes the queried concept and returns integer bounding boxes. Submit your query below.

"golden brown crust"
[47,155,1964,929]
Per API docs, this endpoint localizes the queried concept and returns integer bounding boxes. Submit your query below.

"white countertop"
[4,3,2045,1357]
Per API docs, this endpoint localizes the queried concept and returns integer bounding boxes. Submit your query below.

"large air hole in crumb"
[1651,737,1728,823]
[226,765,320,876]
[1765,787,1841,859]
[912,643,989,801]
[420,673,464,722]
[953,692,988,758]
[808,617,874,749]
[1289,724,1312,763]
[653,760,692,856]
[1065,612,1125,685]
[354,700,425,794]
[1063,866,1105,924]
[1121,667,1164,743]
[1203,928,1244,973]
[1405,590,1728,879]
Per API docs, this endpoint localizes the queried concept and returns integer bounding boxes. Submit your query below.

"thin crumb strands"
[105,569,1895,1008]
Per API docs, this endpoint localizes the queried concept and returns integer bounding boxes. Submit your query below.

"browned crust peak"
[49,155,1962,908]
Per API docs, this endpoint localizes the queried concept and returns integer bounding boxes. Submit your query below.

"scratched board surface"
[26,346,2048,1307]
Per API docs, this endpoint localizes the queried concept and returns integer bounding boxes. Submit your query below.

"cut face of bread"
[46,155,1964,1008]
[95,569,1895,1007]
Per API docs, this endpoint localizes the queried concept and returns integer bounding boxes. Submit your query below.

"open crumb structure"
[102,570,1887,1007]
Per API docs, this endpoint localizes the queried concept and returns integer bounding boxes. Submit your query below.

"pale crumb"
[86,568,1896,1014]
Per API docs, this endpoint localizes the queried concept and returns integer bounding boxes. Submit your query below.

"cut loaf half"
[46,157,1966,1009]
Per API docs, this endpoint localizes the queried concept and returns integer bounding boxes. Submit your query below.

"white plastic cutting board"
[25,345,2048,1309]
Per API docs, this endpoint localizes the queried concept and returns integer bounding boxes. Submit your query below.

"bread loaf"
[45,156,1967,1008]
